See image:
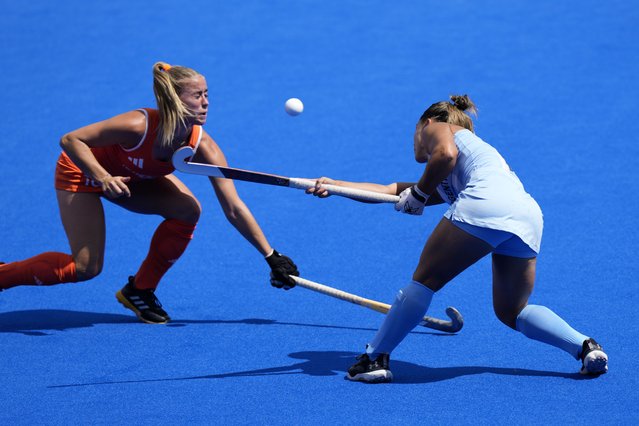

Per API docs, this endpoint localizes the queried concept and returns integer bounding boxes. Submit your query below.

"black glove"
[265,249,299,290]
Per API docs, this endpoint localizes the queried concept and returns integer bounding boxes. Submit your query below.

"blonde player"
[0,62,299,324]
[308,95,607,382]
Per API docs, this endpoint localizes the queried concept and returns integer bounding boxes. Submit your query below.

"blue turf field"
[1,1,638,424]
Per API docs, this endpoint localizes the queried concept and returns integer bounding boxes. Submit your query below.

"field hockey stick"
[172,147,400,203]
[290,276,463,333]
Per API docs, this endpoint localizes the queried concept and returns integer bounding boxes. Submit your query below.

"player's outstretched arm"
[307,177,445,207]
[192,132,299,288]
[306,177,413,200]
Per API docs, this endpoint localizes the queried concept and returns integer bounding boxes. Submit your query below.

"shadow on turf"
[0,309,137,335]
[49,350,591,388]
[0,310,448,336]
[167,318,447,336]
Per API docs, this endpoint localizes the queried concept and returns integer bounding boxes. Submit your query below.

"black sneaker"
[115,276,170,324]
[579,338,608,375]
[346,353,393,383]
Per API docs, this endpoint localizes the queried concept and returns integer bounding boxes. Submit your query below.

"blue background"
[1,1,637,424]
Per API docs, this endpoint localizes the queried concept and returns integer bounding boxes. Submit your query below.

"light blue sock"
[516,304,589,359]
[366,281,434,356]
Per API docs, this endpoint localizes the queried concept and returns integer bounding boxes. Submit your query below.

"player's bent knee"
[172,198,201,224]
[494,307,518,330]
[74,261,103,282]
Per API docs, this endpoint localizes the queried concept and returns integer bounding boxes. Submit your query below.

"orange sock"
[0,252,77,289]
[134,219,196,290]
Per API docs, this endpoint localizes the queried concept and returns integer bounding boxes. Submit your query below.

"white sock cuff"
[515,304,536,332]
[401,280,435,301]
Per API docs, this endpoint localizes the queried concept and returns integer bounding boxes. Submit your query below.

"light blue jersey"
[437,129,543,253]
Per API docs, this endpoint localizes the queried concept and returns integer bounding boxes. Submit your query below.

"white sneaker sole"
[580,349,608,375]
[346,369,393,383]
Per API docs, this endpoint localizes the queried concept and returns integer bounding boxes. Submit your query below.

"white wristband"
[412,185,430,203]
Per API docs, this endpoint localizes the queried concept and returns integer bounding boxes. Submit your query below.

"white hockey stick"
[291,276,463,333]
[172,146,400,203]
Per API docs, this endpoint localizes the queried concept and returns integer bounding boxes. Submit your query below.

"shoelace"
[145,291,163,308]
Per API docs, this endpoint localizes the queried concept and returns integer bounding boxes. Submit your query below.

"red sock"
[0,252,77,289]
[134,219,196,290]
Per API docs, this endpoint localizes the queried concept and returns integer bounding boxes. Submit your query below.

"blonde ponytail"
[152,61,201,152]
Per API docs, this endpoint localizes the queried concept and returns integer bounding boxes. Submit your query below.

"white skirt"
[443,176,543,254]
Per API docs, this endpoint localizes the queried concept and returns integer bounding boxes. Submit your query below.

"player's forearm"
[331,180,397,195]
[60,135,111,182]
[223,203,272,256]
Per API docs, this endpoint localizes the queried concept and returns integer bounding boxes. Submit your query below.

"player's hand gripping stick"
[266,250,299,290]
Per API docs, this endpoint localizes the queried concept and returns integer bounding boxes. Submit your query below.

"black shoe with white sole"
[579,338,608,375]
[116,276,170,324]
[346,353,393,383]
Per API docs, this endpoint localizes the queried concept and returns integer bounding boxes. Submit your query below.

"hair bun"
[450,94,477,115]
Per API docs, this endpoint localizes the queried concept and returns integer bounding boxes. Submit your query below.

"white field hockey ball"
[285,98,304,116]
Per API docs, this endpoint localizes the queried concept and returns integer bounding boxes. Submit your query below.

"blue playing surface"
[1,1,638,424]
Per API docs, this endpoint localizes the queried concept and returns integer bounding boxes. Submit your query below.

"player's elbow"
[60,133,73,149]
[60,132,83,151]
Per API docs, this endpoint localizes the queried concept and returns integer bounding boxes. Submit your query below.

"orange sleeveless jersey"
[55,108,203,192]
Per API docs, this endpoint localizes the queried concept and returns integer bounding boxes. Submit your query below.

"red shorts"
[54,152,103,193]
